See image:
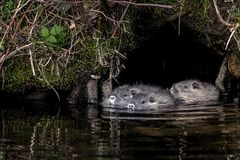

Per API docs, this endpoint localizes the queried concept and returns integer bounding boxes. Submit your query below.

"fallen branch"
[0,43,33,64]
[111,0,131,37]
[108,0,173,9]
[212,0,237,28]
[212,0,240,51]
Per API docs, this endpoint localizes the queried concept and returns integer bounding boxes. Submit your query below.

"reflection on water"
[0,101,240,159]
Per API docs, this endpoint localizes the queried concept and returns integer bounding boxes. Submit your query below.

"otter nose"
[109,95,116,104]
[127,103,135,110]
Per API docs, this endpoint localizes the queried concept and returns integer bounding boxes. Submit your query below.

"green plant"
[39,25,68,49]
[0,0,15,21]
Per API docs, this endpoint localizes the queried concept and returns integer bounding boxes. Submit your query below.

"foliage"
[0,0,15,21]
[0,0,137,93]
[1,0,240,93]
[39,25,68,49]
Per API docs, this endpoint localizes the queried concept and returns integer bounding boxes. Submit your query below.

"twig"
[111,0,131,37]
[225,23,239,50]
[0,0,22,45]
[108,0,173,9]
[12,0,34,42]
[28,11,40,41]
[36,64,61,102]
[212,0,237,28]
[29,49,36,76]
[0,43,33,64]
[177,0,185,36]
[89,9,120,23]
[212,0,240,51]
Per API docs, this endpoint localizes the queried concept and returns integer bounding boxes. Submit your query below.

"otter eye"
[141,100,146,104]
[192,82,199,89]
[149,96,155,103]
[122,94,128,97]
[131,90,136,95]
[184,85,187,89]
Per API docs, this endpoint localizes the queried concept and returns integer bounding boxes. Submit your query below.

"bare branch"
[212,0,237,28]
[0,43,34,64]
[108,0,173,9]
[111,0,131,37]
[212,0,240,51]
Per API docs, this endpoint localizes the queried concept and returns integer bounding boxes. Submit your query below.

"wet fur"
[170,79,220,103]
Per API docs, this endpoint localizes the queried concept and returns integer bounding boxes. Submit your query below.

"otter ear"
[192,82,200,89]
[149,96,156,103]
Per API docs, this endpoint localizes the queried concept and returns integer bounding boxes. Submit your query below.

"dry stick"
[2,0,32,43]
[59,37,82,67]
[108,0,173,9]
[12,0,34,42]
[212,0,239,51]
[111,0,131,37]
[225,24,239,50]
[28,12,40,77]
[0,0,32,70]
[212,0,236,27]
[0,0,23,46]
[41,3,60,26]
[89,9,120,23]
[47,10,71,21]
[177,0,185,36]
[29,49,36,76]
[37,59,61,102]
[212,0,240,91]
[36,0,172,8]
[0,43,33,64]
[28,10,40,41]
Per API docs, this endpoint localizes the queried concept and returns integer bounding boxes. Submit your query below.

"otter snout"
[170,86,178,95]
[127,103,135,110]
[109,95,116,105]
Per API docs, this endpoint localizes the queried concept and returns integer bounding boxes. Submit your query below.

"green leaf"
[46,35,57,44]
[50,25,64,35]
[57,32,66,42]
[40,26,49,38]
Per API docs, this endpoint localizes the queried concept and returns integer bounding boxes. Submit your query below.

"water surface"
[0,101,240,160]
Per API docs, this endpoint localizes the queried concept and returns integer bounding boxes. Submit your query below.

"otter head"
[129,93,168,110]
[171,80,204,103]
[190,81,201,91]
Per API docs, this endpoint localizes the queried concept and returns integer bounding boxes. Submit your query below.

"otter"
[101,84,132,107]
[127,89,175,110]
[101,84,167,108]
[170,79,220,104]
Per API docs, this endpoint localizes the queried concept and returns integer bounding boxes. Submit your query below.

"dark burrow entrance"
[117,23,224,90]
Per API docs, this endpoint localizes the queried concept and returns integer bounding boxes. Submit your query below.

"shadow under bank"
[118,23,224,88]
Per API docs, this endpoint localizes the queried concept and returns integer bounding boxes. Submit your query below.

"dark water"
[0,101,240,160]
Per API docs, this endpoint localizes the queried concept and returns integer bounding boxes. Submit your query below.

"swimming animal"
[101,84,131,107]
[170,79,220,104]
[127,89,175,110]
[101,84,164,108]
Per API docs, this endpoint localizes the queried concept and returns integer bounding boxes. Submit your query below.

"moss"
[3,57,33,92]
[5,0,231,94]
[2,43,98,92]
